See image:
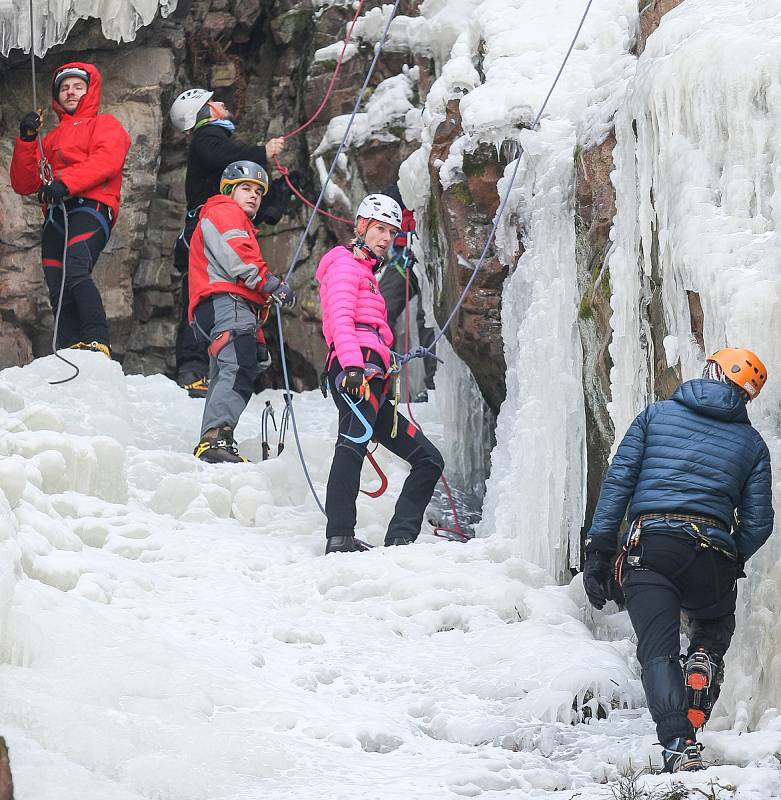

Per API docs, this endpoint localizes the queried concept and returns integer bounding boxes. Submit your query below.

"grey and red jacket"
[188,194,274,321]
[10,61,130,220]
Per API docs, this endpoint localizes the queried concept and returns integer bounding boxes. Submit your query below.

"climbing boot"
[684,648,723,730]
[325,536,370,554]
[661,737,705,773]
[193,427,247,463]
[183,376,209,399]
[385,535,415,547]
[70,341,111,359]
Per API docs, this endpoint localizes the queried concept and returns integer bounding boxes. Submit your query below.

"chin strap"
[352,237,385,271]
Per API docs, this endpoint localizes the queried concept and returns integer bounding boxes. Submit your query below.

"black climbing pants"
[325,350,444,544]
[176,271,210,383]
[378,262,436,390]
[621,523,738,744]
[42,199,112,348]
[174,213,210,383]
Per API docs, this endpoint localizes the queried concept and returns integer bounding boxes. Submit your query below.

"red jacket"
[394,207,416,249]
[10,62,130,219]
[188,195,273,320]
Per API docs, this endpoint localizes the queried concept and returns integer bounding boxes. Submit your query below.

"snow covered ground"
[0,352,780,798]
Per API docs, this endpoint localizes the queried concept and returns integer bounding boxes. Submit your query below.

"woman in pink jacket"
[316,194,444,554]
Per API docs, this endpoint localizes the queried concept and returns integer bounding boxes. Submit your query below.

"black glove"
[341,368,367,398]
[271,280,295,307]
[583,551,613,610]
[736,555,746,579]
[39,179,69,205]
[257,343,271,372]
[19,111,41,142]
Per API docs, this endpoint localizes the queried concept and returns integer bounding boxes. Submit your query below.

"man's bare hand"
[265,137,285,160]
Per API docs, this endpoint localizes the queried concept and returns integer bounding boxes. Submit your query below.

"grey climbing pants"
[192,294,269,436]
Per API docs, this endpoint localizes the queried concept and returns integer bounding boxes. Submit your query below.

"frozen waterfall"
[608,0,781,730]
[0,0,177,57]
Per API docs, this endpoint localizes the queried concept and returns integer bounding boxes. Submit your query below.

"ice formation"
[0,0,177,57]
[607,0,781,730]
[392,0,638,581]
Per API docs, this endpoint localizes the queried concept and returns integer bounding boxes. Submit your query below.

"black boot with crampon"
[661,737,705,773]
[194,427,248,463]
[684,648,724,731]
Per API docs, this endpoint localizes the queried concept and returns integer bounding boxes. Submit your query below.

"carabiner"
[339,390,373,444]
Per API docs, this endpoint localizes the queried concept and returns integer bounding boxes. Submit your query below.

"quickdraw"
[261,394,292,460]
[261,400,276,461]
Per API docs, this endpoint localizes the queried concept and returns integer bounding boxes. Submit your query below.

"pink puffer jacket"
[316,245,393,370]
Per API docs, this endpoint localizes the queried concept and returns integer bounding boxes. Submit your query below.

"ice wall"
[0,0,177,57]
[394,0,638,581]
[608,0,781,727]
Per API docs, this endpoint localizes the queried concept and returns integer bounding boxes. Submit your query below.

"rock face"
[0,0,422,386]
[425,100,508,416]
[575,134,616,530]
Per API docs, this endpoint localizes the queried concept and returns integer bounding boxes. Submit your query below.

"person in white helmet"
[315,194,444,554]
[168,88,290,397]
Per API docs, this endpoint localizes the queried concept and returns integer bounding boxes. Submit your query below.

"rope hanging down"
[28,0,79,383]
[273,0,404,518]
[425,0,595,353]
[272,0,367,227]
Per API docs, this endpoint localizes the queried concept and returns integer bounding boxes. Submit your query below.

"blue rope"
[275,0,403,515]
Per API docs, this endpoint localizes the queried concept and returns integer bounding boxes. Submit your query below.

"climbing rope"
[47,205,81,385]
[426,0,595,353]
[400,260,469,542]
[27,0,79,383]
[271,0,367,227]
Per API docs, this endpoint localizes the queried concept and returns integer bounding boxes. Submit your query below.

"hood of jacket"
[673,378,750,423]
[51,62,102,121]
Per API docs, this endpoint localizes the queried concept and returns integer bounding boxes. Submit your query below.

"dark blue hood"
[673,379,749,423]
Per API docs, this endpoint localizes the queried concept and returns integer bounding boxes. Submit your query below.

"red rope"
[401,263,470,542]
[274,157,354,225]
[284,1,365,141]
[273,0,366,227]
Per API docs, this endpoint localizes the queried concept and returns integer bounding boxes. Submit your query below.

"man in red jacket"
[10,62,131,357]
[189,160,295,463]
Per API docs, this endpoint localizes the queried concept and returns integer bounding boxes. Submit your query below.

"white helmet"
[170,88,213,132]
[356,193,402,230]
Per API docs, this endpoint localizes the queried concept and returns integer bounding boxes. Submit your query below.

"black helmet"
[220,161,269,196]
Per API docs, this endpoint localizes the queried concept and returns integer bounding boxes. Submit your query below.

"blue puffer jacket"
[586,379,773,560]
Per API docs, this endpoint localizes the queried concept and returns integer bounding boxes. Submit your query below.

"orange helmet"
[706,348,767,400]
